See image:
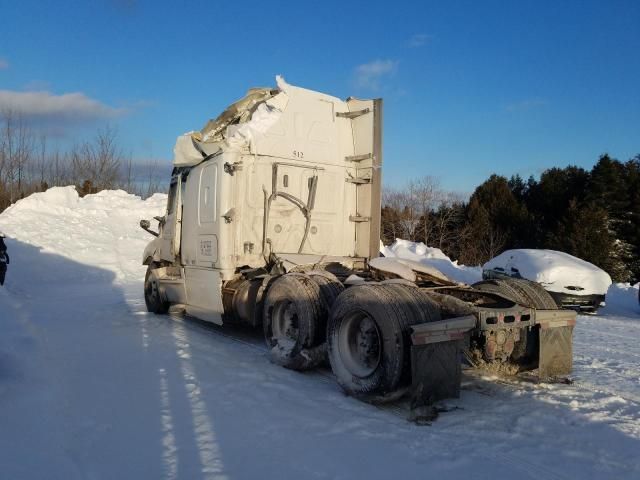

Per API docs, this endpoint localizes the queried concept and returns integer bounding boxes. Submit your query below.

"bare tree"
[0,109,35,205]
[429,192,466,251]
[70,125,123,193]
[410,176,442,245]
[0,113,166,212]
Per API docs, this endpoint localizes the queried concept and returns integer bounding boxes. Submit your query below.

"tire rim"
[271,300,300,342]
[338,311,381,378]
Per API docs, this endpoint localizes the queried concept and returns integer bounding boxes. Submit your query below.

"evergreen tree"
[467,174,531,250]
[623,156,640,281]
[546,200,628,280]
[586,154,636,280]
[587,154,628,218]
[508,174,528,202]
[527,166,589,243]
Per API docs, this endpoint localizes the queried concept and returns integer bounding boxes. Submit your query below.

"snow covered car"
[483,249,612,313]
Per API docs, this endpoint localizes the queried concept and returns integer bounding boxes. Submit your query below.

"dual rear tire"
[327,283,440,397]
[263,274,441,398]
[263,271,344,370]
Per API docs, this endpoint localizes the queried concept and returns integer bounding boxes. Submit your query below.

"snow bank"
[601,283,640,317]
[0,186,167,283]
[381,239,482,285]
[483,249,612,296]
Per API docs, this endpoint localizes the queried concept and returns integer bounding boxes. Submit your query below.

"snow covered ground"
[0,188,639,479]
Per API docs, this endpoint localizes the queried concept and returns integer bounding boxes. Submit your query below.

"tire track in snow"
[167,309,417,423]
[170,318,227,480]
[159,368,179,480]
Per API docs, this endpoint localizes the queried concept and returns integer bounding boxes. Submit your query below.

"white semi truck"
[140,77,576,412]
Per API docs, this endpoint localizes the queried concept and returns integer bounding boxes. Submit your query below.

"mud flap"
[409,315,476,416]
[410,340,462,408]
[538,325,574,380]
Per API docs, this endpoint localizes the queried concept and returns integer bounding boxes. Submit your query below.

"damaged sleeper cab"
[140,77,576,417]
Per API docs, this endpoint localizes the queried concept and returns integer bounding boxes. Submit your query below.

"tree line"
[382,154,640,283]
[0,110,167,212]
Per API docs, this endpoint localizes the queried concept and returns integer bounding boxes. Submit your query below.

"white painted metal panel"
[184,267,224,325]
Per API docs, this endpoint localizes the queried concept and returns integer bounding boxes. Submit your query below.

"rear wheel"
[307,270,344,310]
[144,265,169,314]
[263,273,326,370]
[472,278,557,310]
[472,279,529,306]
[509,279,558,310]
[328,284,440,398]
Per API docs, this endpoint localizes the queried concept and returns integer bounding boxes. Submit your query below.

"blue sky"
[1,0,639,192]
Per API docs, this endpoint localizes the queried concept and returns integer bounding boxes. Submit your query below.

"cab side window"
[199,164,217,224]
[167,181,177,215]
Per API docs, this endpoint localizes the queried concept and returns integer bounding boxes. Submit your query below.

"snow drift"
[602,282,640,316]
[381,239,482,285]
[0,186,167,283]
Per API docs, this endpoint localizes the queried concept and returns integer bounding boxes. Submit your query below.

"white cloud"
[354,59,398,90]
[0,90,126,124]
[505,98,548,112]
[0,58,9,70]
[408,34,431,48]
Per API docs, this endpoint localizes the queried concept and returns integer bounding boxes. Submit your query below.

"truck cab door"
[173,176,183,258]
[159,174,183,263]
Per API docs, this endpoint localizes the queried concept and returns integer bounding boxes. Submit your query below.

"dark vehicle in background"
[0,233,8,286]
